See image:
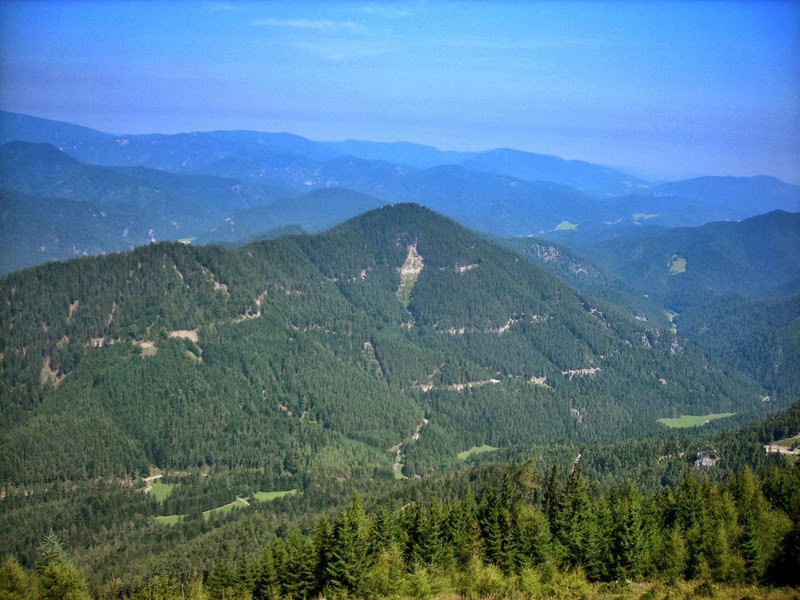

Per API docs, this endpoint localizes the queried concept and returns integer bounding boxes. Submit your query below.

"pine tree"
[325,494,370,595]
[561,465,592,568]
[446,487,481,569]
[543,465,564,535]
[283,530,316,599]
[613,481,645,581]
[730,467,766,582]
[252,546,279,600]
[369,507,395,553]
[478,487,505,569]
[34,531,88,600]
[359,543,406,600]
[206,558,239,600]
[312,516,334,595]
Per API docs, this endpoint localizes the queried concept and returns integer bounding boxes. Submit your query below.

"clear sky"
[1,0,798,182]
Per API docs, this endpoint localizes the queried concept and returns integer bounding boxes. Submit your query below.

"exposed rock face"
[397,243,424,308]
[694,448,720,469]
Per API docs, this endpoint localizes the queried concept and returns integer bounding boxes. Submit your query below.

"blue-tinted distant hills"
[0,141,289,271]
[194,187,387,245]
[323,140,645,197]
[581,210,800,309]
[1,110,799,273]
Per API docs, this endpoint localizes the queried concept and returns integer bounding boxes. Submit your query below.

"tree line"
[3,461,798,599]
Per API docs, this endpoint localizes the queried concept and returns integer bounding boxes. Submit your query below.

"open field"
[252,489,297,502]
[149,482,174,502]
[457,445,499,461]
[669,255,687,274]
[555,220,578,231]
[658,412,736,428]
[203,497,249,520]
[156,490,298,524]
[155,514,183,525]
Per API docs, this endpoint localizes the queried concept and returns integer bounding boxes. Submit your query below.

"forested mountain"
[0,204,773,487]
[549,210,800,405]
[676,294,800,400]
[499,236,670,327]
[576,210,800,310]
[0,141,292,271]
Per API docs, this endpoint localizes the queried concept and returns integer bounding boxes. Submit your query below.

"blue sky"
[1,0,798,181]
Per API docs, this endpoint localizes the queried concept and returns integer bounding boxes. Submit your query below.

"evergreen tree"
[730,467,766,582]
[478,487,506,569]
[584,496,614,582]
[359,543,406,600]
[283,530,316,599]
[312,516,334,595]
[0,556,29,600]
[613,481,646,580]
[325,494,370,595]
[252,547,279,600]
[446,487,481,569]
[206,558,239,600]
[369,507,395,553]
[34,531,88,600]
[560,465,592,568]
[543,464,564,535]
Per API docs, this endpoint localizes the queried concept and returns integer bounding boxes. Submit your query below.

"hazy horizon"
[1,1,798,183]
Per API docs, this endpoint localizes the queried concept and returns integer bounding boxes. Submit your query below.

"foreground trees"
[2,463,798,599]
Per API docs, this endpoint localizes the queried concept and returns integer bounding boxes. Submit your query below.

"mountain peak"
[0,140,81,169]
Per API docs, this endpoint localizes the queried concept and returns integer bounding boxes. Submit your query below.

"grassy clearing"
[155,514,183,525]
[668,254,687,274]
[555,220,578,231]
[457,445,499,461]
[149,482,174,502]
[658,412,736,428]
[157,490,298,525]
[252,489,297,502]
[203,497,250,520]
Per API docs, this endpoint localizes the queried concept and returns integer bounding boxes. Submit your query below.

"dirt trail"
[389,417,429,479]
[142,473,163,495]
[764,434,800,456]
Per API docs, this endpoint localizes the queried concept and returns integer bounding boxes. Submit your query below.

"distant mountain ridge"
[1,110,798,274]
[1,111,641,195]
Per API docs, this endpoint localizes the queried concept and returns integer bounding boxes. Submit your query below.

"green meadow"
[149,482,173,502]
[156,490,298,525]
[555,220,578,231]
[457,445,499,461]
[252,489,297,502]
[658,413,735,428]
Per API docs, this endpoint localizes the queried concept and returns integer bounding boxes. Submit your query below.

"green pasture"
[658,413,735,428]
[252,489,297,502]
[457,445,499,461]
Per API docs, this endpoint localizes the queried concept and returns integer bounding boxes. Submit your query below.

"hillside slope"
[581,210,800,309]
[0,204,767,484]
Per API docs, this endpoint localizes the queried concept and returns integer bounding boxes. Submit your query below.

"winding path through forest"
[389,417,429,479]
